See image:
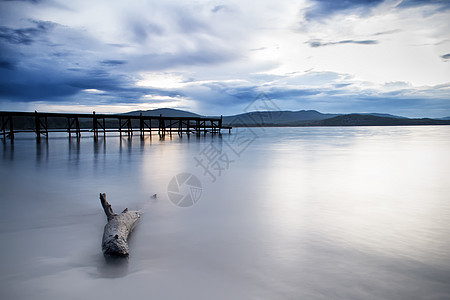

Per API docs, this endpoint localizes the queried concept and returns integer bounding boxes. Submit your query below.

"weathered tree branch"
[100,193,141,257]
[100,193,114,219]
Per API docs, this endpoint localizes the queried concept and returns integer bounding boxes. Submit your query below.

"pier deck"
[0,111,231,143]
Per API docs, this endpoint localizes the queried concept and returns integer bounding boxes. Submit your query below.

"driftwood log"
[100,193,141,257]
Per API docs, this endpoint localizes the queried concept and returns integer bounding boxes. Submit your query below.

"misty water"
[1,126,450,300]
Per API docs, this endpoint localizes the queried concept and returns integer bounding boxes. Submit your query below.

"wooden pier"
[0,111,231,143]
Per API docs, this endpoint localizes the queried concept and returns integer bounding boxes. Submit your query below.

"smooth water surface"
[1,126,450,299]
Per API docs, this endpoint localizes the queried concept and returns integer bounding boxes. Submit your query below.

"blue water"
[1,126,450,299]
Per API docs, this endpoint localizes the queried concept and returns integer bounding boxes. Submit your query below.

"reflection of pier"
[0,111,232,143]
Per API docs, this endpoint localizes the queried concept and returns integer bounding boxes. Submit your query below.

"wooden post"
[127,118,132,137]
[44,116,48,138]
[159,114,164,137]
[67,117,71,138]
[119,118,122,137]
[103,118,106,137]
[139,113,144,137]
[35,111,40,143]
[2,115,6,141]
[219,115,223,135]
[93,111,98,140]
[75,117,81,139]
[149,118,152,139]
[9,116,14,142]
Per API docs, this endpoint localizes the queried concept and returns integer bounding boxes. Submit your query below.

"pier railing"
[0,111,231,142]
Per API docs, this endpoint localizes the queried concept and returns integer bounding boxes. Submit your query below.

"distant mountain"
[222,110,450,126]
[124,108,200,118]
[222,110,339,126]
[358,113,407,119]
[304,114,450,126]
[438,116,450,120]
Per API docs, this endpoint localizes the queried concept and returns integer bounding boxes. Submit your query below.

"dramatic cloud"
[100,60,127,66]
[0,60,14,69]
[396,0,450,10]
[0,0,449,117]
[304,0,385,20]
[0,21,56,45]
[1,0,42,3]
[307,39,378,47]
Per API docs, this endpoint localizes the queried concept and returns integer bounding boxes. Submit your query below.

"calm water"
[1,126,450,300]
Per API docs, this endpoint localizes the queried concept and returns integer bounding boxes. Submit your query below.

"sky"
[0,0,449,117]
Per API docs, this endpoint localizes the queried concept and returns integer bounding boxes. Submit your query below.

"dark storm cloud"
[441,53,450,60]
[373,29,401,36]
[307,39,378,47]
[65,69,130,92]
[0,66,80,100]
[0,20,56,45]
[334,83,352,88]
[1,0,42,3]
[0,6,235,104]
[174,9,208,34]
[211,5,227,13]
[51,51,72,57]
[265,87,321,99]
[196,82,323,105]
[250,47,267,51]
[128,20,164,42]
[0,62,180,103]
[303,0,450,21]
[0,60,15,69]
[305,0,385,20]
[396,0,450,10]
[100,60,127,66]
[128,47,236,71]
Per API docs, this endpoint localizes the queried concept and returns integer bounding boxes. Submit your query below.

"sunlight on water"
[1,127,450,299]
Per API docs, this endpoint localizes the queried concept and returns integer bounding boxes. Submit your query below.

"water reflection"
[119,136,132,151]
[35,138,48,164]
[259,127,450,265]
[97,255,129,278]
[2,140,13,160]
[68,138,80,166]
[1,127,449,300]
[93,137,106,153]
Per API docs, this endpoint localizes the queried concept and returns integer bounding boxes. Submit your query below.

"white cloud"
[137,73,187,89]
[83,89,105,94]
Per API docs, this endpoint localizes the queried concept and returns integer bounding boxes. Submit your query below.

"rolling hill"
[221,110,339,126]
[123,108,200,118]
